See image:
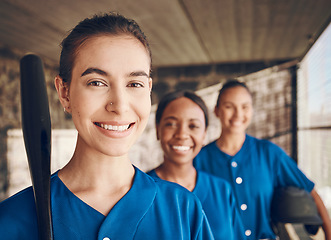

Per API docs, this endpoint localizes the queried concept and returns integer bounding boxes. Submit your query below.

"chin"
[103,149,127,157]
[102,144,132,158]
[228,128,245,134]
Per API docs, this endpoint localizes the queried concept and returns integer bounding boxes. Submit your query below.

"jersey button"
[245,229,251,236]
[236,177,243,184]
[241,204,247,211]
[103,237,110,240]
[231,161,238,167]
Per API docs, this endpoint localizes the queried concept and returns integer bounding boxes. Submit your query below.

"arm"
[311,188,331,239]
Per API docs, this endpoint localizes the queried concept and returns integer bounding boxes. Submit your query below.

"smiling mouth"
[230,120,243,126]
[172,145,191,151]
[94,122,134,132]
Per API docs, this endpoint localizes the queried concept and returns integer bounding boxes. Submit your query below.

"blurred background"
[0,0,330,238]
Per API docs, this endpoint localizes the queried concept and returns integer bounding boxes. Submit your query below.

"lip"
[94,121,135,138]
[230,120,243,126]
[171,145,192,153]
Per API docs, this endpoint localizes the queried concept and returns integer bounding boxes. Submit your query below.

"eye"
[189,123,199,129]
[164,122,176,128]
[87,80,107,87]
[190,123,203,130]
[127,82,144,88]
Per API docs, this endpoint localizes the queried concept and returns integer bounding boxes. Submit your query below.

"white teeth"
[100,123,129,131]
[172,145,190,151]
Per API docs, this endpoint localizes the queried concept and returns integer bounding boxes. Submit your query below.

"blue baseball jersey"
[147,169,247,240]
[0,167,214,240]
[194,134,315,240]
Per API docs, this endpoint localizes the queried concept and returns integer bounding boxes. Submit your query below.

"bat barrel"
[20,54,53,240]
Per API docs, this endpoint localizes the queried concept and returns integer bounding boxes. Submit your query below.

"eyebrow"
[163,116,202,123]
[129,71,149,78]
[81,68,108,77]
[163,116,177,121]
[81,68,149,78]
[222,101,252,105]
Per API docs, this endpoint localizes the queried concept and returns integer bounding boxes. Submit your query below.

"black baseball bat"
[20,54,53,240]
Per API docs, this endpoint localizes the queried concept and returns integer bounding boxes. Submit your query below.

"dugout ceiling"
[0,0,330,68]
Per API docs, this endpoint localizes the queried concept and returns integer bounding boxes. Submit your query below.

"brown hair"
[59,12,152,85]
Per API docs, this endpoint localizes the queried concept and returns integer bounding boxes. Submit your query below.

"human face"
[215,86,253,135]
[157,97,206,166]
[56,35,152,157]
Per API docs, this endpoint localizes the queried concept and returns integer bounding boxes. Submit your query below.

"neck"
[156,160,197,192]
[58,136,135,216]
[58,135,135,195]
[217,131,246,156]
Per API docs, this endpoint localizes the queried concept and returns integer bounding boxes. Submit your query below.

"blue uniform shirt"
[194,134,315,240]
[148,169,247,240]
[0,167,214,240]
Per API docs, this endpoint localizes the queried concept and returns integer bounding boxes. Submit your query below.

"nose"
[234,107,243,118]
[175,124,189,139]
[105,85,129,114]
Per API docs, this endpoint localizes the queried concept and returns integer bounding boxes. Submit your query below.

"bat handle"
[20,54,53,240]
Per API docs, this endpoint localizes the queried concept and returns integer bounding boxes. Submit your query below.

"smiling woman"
[0,13,214,240]
[55,35,152,157]
[147,90,247,240]
[194,79,331,239]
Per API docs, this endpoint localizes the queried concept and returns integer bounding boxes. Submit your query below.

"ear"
[54,75,71,113]
[156,124,160,140]
[148,77,153,92]
[214,106,220,118]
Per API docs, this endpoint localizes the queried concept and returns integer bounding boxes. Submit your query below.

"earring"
[110,102,113,105]
[63,108,66,112]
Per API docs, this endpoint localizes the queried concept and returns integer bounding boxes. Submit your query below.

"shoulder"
[153,174,197,199]
[143,170,203,209]
[0,186,35,214]
[247,134,284,153]
[0,172,59,235]
[144,168,198,198]
[0,186,38,236]
[146,169,159,179]
[196,140,218,157]
[137,167,198,200]
[201,140,217,151]
[248,134,276,147]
